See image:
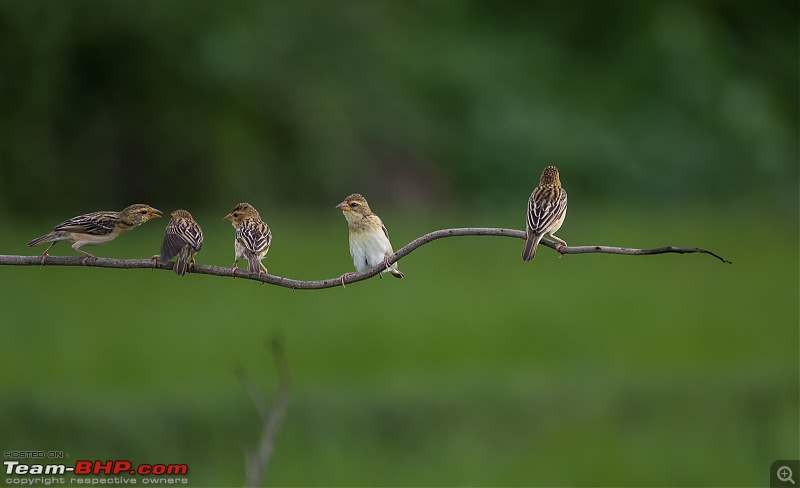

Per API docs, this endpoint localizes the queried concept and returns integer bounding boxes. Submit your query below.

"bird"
[27,204,162,265]
[223,203,272,276]
[336,193,404,286]
[522,165,568,262]
[159,209,204,276]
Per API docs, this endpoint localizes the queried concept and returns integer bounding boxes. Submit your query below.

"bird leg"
[379,255,395,278]
[39,242,58,266]
[255,262,269,285]
[550,234,568,252]
[548,234,568,258]
[73,246,96,266]
[339,272,356,288]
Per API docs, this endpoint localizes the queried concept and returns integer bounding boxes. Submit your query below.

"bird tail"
[389,268,404,279]
[173,248,190,276]
[247,255,259,273]
[522,233,541,262]
[27,232,60,248]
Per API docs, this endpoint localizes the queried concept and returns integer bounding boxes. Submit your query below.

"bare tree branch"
[242,335,290,488]
[0,227,731,289]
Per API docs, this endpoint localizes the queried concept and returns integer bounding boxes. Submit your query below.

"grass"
[0,203,797,486]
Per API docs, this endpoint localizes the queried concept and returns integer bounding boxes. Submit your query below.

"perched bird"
[336,193,404,285]
[27,204,162,265]
[160,209,204,276]
[522,165,568,262]
[223,203,272,276]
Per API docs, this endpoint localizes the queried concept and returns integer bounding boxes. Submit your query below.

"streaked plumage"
[160,209,204,276]
[523,165,568,261]
[223,203,272,275]
[27,204,162,265]
[336,193,403,282]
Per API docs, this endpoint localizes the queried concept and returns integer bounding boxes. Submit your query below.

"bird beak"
[223,213,233,221]
[149,208,162,219]
[336,201,349,211]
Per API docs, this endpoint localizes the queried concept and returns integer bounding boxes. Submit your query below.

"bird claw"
[40,253,48,266]
[150,255,159,269]
[380,255,396,278]
[339,272,355,288]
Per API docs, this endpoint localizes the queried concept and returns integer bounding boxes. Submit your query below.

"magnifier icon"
[778,466,796,484]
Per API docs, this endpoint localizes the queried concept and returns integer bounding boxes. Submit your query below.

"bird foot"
[339,272,356,288]
[231,266,238,278]
[150,255,160,269]
[39,252,49,266]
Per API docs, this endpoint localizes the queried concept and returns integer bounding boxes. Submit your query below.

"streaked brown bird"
[522,165,568,261]
[336,193,403,285]
[160,209,204,276]
[223,203,272,276]
[27,204,162,265]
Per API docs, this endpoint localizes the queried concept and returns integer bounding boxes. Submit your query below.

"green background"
[0,1,797,486]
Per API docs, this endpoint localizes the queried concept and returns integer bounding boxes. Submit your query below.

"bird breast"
[349,229,393,271]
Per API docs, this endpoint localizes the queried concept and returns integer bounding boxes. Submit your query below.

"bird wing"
[527,187,567,236]
[161,233,187,261]
[188,222,204,252]
[237,219,271,254]
[53,211,119,236]
[162,218,204,260]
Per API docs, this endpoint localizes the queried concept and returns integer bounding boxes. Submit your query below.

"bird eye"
[140,210,147,214]
[233,212,239,217]
[349,202,358,208]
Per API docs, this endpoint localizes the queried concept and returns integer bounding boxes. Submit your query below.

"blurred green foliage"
[0,1,798,486]
[0,0,797,213]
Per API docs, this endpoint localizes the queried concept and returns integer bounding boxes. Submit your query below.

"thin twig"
[0,227,731,289]
[243,335,290,488]
[235,367,268,423]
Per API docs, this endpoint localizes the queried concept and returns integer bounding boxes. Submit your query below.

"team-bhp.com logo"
[5,459,188,483]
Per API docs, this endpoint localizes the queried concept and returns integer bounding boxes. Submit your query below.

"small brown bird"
[336,193,403,285]
[160,209,204,276]
[27,204,162,265]
[522,166,568,261]
[223,203,272,276]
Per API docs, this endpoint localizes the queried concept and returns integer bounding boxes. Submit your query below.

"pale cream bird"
[336,193,403,285]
